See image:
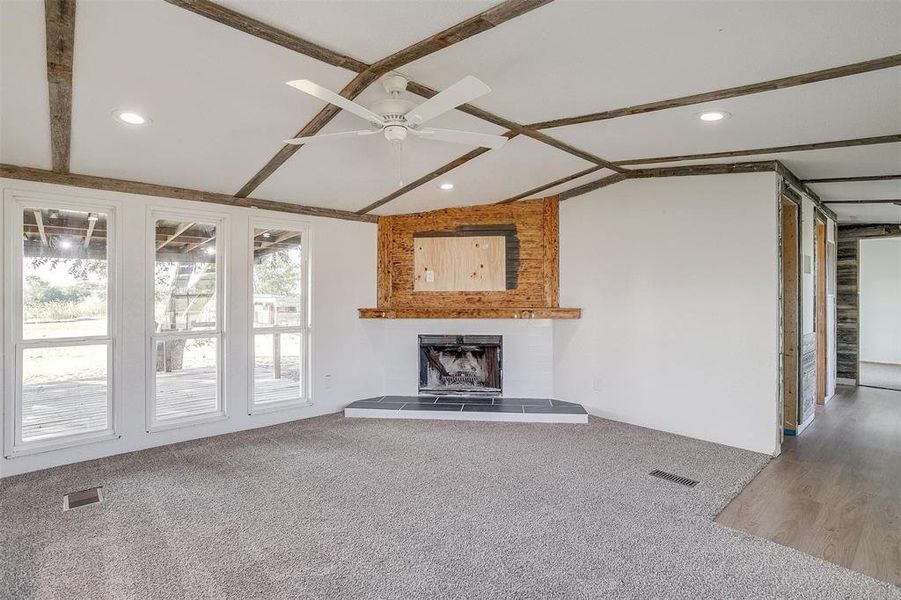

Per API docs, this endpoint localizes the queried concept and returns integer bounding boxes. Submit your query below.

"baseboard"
[859,360,901,367]
[836,377,856,386]
[796,413,815,435]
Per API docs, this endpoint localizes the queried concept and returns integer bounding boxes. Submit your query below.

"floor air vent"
[649,470,698,488]
[63,486,103,511]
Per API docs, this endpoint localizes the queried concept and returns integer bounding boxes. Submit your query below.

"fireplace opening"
[419,335,502,395]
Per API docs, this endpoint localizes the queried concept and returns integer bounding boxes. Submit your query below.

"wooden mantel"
[359,196,581,319]
[359,307,581,319]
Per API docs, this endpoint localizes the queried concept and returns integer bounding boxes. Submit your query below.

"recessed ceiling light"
[698,111,730,122]
[113,110,149,125]
[439,182,454,190]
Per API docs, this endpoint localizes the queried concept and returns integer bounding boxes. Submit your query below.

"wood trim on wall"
[0,164,377,223]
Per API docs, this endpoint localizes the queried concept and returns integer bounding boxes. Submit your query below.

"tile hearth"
[345,396,588,424]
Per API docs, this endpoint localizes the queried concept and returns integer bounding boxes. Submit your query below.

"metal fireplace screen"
[418,335,502,395]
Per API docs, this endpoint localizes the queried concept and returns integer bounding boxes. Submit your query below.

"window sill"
[249,399,314,416]
[147,411,228,433]
[5,429,120,459]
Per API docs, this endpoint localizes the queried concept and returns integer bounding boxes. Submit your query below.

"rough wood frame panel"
[369,197,568,314]
[0,164,377,223]
[815,217,827,405]
[45,0,76,173]
[527,54,901,130]
[781,196,800,432]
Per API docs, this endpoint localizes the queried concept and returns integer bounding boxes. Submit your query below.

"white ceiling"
[1,0,899,222]
[0,0,52,169]
[830,202,901,225]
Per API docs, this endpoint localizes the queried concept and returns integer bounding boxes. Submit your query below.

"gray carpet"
[1,414,899,599]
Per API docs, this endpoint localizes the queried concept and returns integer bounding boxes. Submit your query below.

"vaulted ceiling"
[1,0,899,223]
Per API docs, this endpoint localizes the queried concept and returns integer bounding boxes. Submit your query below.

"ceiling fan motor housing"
[370,96,416,125]
[383,125,408,142]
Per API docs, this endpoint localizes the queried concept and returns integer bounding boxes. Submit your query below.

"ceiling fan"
[283,74,508,151]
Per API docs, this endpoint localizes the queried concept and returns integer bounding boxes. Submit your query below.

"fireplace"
[418,335,502,395]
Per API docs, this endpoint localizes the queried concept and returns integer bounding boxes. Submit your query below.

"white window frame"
[146,208,228,431]
[247,217,312,414]
[3,190,122,457]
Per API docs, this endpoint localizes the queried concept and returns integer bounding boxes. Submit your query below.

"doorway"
[781,197,801,436]
[858,236,901,391]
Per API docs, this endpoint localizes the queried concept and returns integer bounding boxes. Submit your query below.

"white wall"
[0,178,380,477]
[554,174,781,456]
[379,319,554,398]
[859,237,901,364]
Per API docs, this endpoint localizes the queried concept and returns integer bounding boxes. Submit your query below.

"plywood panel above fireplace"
[413,236,506,292]
[360,196,581,319]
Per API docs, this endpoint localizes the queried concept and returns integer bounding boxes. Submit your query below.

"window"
[250,223,309,410]
[5,197,118,454]
[148,213,225,428]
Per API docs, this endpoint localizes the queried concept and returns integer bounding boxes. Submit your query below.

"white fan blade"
[411,127,508,149]
[284,129,380,145]
[286,79,385,125]
[404,75,491,125]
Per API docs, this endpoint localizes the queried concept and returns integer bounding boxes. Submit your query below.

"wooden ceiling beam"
[823,199,901,204]
[803,174,901,183]
[235,70,380,198]
[156,222,195,251]
[1,164,377,223]
[84,213,97,247]
[228,0,555,199]
[527,54,901,130]
[613,134,901,167]
[557,172,630,201]
[496,165,605,204]
[45,0,77,173]
[554,161,779,202]
[368,0,553,75]
[33,209,49,246]
[404,80,626,171]
[354,142,512,215]
[163,0,368,72]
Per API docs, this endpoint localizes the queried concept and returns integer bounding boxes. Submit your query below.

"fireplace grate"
[649,470,699,488]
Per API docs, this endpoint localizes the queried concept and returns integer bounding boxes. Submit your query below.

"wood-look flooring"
[717,385,901,587]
